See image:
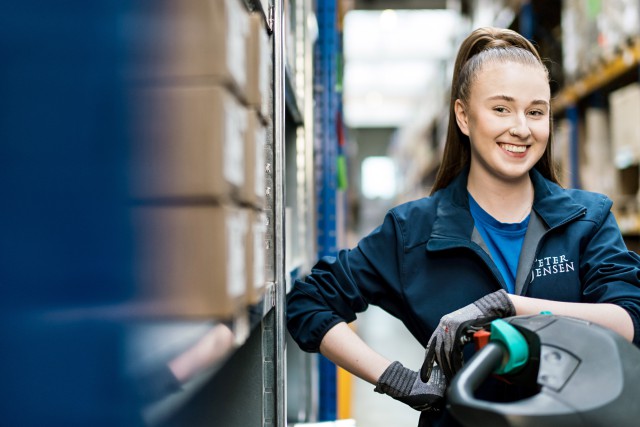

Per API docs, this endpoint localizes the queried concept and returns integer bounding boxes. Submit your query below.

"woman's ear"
[454,99,470,136]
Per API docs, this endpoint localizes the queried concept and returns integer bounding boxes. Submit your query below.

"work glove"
[420,289,515,383]
[374,361,447,412]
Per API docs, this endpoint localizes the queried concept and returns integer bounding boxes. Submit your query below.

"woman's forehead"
[471,61,550,100]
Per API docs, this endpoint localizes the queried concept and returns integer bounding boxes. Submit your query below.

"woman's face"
[454,61,550,185]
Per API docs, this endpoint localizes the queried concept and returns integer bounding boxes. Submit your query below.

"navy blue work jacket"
[287,169,640,352]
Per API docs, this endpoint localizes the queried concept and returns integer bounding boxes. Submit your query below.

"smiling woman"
[455,59,550,223]
[287,26,640,427]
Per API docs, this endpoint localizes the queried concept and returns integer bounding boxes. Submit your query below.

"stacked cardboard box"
[609,83,640,169]
[127,0,270,319]
[130,85,247,201]
[126,0,248,96]
[247,12,272,123]
[132,205,248,317]
[608,83,640,232]
[580,108,615,196]
[246,210,268,305]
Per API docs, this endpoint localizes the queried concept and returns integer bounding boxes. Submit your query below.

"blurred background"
[2,0,640,426]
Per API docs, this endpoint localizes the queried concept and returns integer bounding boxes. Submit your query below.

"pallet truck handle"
[447,341,505,409]
[447,327,578,427]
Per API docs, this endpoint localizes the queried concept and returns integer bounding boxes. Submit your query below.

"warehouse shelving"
[143,0,318,424]
[552,37,640,113]
[149,0,319,425]
[124,0,283,424]
[18,2,640,426]
[1,0,318,426]
[529,1,640,247]
[539,0,640,242]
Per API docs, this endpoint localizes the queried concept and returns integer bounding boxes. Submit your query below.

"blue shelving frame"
[314,0,340,420]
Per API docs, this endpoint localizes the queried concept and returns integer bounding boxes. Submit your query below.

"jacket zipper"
[464,242,509,292]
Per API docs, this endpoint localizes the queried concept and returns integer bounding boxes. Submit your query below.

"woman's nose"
[509,117,531,139]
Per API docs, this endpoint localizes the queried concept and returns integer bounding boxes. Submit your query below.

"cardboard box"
[126,0,249,97]
[609,83,640,168]
[246,209,267,305]
[246,12,272,120]
[238,112,267,208]
[581,108,615,196]
[130,85,247,201]
[132,204,248,318]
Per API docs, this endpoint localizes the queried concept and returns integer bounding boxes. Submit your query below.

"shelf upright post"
[314,0,339,420]
[519,0,535,41]
[272,0,287,426]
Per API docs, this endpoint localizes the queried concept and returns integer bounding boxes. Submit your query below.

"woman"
[287,27,640,427]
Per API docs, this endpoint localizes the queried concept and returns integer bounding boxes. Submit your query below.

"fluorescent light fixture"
[343,9,462,128]
[379,9,398,30]
[361,156,397,199]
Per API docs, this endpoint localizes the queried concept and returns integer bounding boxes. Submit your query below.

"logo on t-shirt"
[529,255,575,283]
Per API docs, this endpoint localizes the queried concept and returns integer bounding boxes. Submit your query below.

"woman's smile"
[498,142,528,155]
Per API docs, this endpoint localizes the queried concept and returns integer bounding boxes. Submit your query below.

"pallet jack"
[447,313,640,427]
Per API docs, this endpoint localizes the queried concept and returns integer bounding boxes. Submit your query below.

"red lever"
[473,330,491,351]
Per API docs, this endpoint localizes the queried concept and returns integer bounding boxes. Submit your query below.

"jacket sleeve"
[580,208,640,346]
[286,210,407,353]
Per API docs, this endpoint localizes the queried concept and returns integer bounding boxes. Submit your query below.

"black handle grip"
[448,342,504,406]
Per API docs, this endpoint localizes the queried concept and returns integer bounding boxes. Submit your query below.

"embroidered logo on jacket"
[530,255,575,283]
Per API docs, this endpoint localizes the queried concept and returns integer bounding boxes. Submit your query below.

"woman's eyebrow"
[487,94,550,107]
[531,99,550,107]
[487,94,515,102]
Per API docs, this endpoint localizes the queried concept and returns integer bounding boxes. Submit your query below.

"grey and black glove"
[374,361,447,412]
[420,289,515,383]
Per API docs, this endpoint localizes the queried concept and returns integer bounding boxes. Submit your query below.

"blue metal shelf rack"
[314,0,341,420]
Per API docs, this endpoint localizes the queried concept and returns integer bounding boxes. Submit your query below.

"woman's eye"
[493,106,507,113]
[528,110,544,116]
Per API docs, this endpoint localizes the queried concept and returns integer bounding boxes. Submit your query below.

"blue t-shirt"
[468,194,529,294]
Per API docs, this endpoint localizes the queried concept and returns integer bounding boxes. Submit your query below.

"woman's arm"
[319,321,392,385]
[319,321,447,412]
[509,295,634,341]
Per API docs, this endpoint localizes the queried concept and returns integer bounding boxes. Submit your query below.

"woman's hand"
[375,361,447,412]
[420,289,515,383]
[319,322,447,412]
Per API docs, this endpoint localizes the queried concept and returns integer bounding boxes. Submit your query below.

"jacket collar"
[529,168,586,228]
[428,168,586,245]
[429,169,475,245]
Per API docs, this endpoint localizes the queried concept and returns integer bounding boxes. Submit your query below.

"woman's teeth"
[500,143,526,153]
